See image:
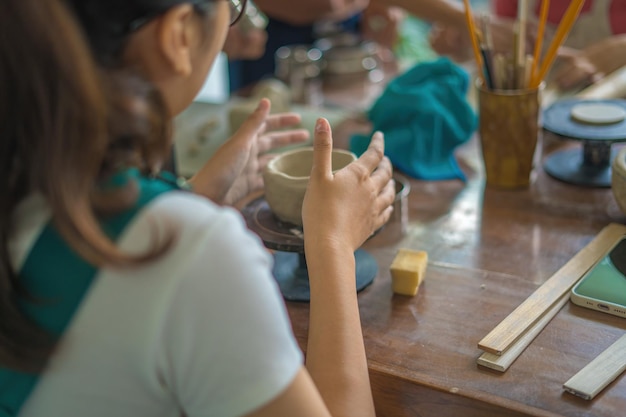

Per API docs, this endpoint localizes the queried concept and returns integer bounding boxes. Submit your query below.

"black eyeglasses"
[193,0,248,26]
[228,0,248,26]
[127,0,248,33]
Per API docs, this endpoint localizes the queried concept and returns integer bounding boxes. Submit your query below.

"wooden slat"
[477,294,569,372]
[563,334,626,400]
[478,223,626,355]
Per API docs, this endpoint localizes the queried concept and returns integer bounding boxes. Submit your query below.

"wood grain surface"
[285,120,626,416]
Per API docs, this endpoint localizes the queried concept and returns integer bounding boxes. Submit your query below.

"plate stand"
[543,140,615,187]
[241,196,378,302]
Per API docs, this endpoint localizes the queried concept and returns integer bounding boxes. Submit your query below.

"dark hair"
[65,0,216,66]
[0,0,172,372]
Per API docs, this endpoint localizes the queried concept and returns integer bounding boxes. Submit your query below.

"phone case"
[570,237,626,318]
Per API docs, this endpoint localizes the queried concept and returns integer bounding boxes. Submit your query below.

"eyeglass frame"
[127,0,248,34]
[228,0,248,26]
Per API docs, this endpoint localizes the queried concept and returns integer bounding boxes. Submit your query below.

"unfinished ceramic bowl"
[612,147,626,214]
[264,147,357,226]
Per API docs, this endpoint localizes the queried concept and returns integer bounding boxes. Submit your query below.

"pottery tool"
[523,55,534,90]
[563,333,626,400]
[531,0,550,86]
[478,223,626,356]
[479,14,494,51]
[533,0,585,88]
[480,49,495,89]
[492,53,507,90]
[512,24,521,88]
[516,0,529,88]
[477,294,569,372]
[462,0,485,86]
[479,15,495,89]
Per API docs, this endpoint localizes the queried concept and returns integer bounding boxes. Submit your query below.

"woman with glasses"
[70,0,307,207]
[0,0,394,416]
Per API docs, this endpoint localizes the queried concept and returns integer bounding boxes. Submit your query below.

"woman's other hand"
[190,99,309,205]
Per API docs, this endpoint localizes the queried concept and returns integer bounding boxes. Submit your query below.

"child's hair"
[0,0,173,372]
[65,0,216,66]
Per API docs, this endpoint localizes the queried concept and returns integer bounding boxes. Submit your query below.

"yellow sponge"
[390,249,428,296]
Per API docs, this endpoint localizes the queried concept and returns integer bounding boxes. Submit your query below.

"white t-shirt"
[9,191,303,417]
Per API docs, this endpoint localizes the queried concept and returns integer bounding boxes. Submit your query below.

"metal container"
[314,33,381,87]
[274,45,324,105]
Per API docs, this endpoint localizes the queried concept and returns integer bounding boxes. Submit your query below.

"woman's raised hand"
[302,118,395,254]
[190,99,309,205]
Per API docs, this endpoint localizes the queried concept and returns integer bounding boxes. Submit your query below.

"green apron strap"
[0,171,180,416]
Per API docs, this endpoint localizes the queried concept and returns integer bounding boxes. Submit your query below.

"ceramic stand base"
[542,99,626,188]
[544,143,615,188]
[273,249,378,302]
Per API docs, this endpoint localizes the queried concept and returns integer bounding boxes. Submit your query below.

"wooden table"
[284,115,626,416]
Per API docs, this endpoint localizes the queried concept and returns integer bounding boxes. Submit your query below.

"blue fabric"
[0,171,179,416]
[350,57,477,181]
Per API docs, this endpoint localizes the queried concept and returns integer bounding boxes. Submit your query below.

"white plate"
[570,102,626,125]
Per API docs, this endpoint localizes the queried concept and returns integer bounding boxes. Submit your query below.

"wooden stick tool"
[563,334,626,400]
[478,223,626,356]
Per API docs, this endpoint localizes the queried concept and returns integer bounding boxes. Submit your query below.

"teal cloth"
[0,171,179,416]
[350,57,477,181]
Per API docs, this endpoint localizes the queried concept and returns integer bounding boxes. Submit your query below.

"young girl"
[0,1,395,416]
[70,0,311,207]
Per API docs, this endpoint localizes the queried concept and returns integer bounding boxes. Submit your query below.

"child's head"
[66,0,246,114]
[1,0,225,373]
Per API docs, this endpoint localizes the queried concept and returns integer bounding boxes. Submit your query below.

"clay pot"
[263,147,356,226]
[612,147,626,214]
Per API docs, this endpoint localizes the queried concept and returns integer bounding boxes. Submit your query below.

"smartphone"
[570,236,626,318]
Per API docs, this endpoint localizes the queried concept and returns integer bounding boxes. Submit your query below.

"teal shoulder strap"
[0,171,181,416]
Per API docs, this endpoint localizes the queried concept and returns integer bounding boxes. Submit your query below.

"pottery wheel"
[543,99,626,141]
[241,195,378,302]
[543,99,626,187]
[241,196,305,252]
